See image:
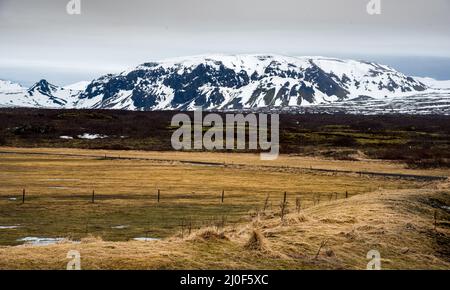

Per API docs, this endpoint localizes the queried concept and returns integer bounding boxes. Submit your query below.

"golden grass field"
[0,147,449,269]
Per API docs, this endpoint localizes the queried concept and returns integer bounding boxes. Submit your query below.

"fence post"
[263,194,270,213]
[434,210,437,231]
[157,189,160,203]
[22,188,25,204]
[221,190,225,203]
[296,196,301,214]
[92,190,95,203]
[280,192,287,220]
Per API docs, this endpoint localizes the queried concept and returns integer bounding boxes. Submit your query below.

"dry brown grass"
[0,147,448,269]
[244,229,267,252]
[192,229,229,242]
[0,147,424,246]
[1,146,449,176]
[0,180,448,270]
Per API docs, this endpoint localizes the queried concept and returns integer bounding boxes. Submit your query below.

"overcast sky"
[1,0,450,86]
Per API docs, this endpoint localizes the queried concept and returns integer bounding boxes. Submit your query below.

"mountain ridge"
[1,54,449,114]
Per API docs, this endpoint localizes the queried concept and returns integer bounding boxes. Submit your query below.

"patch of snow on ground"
[111,225,129,229]
[133,237,161,242]
[17,237,65,246]
[77,133,108,139]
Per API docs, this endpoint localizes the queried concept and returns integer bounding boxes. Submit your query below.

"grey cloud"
[0,0,449,85]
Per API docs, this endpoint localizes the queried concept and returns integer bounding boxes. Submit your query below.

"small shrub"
[0,135,6,145]
[10,124,54,135]
[332,136,358,147]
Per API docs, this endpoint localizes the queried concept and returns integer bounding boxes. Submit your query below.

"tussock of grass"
[244,229,267,252]
[193,229,229,242]
[282,214,308,225]
[320,217,357,224]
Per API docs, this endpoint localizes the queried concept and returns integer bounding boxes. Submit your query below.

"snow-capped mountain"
[0,79,83,108]
[75,55,428,110]
[0,79,28,107]
[1,54,449,114]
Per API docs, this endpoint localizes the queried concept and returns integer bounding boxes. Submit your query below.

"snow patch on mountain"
[0,79,26,93]
[63,81,90,91]
[414,77,450,90]
[0,80,28,107]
